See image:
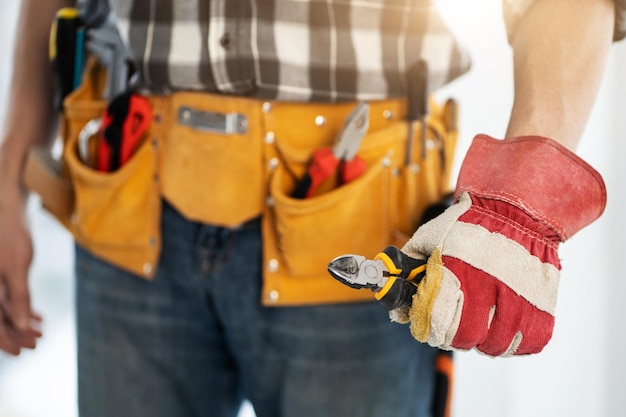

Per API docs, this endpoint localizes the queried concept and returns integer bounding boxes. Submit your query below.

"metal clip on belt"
[177,106,248,135]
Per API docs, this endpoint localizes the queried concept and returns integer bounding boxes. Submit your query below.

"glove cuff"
[455,134,606,241]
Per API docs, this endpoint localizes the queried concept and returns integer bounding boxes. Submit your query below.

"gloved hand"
[395,134,606,357]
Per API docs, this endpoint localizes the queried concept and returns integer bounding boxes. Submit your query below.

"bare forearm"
[505,0,615,150]
[0,0,73,195]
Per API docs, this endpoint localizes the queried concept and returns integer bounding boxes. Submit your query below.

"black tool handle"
[407,59,429,123]
[377,278,418,311]
[373,246,426,310]
[404,59,429,164]
[420,192,455,224]
[291,173,312,199]
[380,245,427,281]
[53,11,80,109]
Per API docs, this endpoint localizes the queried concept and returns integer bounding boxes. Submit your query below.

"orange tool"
[97,92,152,172]
[292,101,370,199]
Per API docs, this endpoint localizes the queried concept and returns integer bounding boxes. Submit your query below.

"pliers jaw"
[332,101,370,161]
[327,246,428,311]
[327,255,388,290]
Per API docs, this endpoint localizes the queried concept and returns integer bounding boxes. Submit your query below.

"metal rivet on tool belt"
[383,109,393,120]
[266,196,275,207]
[315,115,326,127]
[262,102,272,113]
[411,163,420,174]
[382,157,391,167]
[265,131,275,144]
[268,290,279,302]
[427,139,436,150]
[268,157,279,170]
[268,259,279,272]
[181,109,191,121]
[143,263,153,275]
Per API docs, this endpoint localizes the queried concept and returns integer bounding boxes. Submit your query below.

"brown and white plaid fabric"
[108,0,626,100]
[110,0,471,100]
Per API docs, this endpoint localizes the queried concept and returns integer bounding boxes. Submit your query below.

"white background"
[0,0,624,416]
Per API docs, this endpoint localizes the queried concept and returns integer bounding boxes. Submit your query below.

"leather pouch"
[63,126,161,277]
[260,99,458,306]
[22,57,108,230]
[24,57,161,278]
[23,145,74,230]
[158,93,265,227]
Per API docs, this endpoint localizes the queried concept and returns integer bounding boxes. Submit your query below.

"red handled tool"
[97,91,152,172]
[292,101,370,199]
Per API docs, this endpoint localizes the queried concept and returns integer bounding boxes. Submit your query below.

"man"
[0,1,622,417]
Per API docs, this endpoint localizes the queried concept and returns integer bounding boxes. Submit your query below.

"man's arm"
[0,0,73,355]
[0,0,72,177]
[505,0,615,150]
[388,0,615,356]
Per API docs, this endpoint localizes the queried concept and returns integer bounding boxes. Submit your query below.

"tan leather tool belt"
[24,58,459,306]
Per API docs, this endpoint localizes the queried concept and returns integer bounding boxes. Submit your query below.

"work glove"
[393,134,606,357]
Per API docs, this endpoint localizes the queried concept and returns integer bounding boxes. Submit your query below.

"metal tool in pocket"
[78,118,102,169]
[291,101,370,199]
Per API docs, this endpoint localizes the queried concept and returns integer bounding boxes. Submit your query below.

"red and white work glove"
[395,134,606,357]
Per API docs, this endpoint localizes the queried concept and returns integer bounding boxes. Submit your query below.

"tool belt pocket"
[62,88,161,277]
[160,94,264,227]
[25,57,161,278]
[262,99,458,306]
[63,126,160,252]
[23,57,108,230]
[269,150,391,277]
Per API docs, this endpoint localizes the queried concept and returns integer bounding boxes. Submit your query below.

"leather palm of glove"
[393,134,606,357]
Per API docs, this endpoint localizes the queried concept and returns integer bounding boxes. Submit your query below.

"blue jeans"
[75,200,437,417]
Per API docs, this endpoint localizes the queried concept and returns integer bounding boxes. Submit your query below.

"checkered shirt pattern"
[109,0,626,101]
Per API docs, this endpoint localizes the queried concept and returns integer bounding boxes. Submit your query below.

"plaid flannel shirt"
[108,0,626,101]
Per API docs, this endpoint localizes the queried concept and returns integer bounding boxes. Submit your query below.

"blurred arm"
[0,0,73,355]
[0,0,73,199]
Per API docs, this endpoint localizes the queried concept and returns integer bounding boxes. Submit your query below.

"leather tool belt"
[24,57,459,306]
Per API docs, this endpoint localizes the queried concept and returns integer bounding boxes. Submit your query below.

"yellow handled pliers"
[327,246,427,310]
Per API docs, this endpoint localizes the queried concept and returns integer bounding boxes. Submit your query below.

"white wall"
[0,0,624,416]
[436,1,626,416]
